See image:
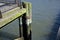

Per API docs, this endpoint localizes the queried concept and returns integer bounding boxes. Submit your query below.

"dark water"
[0,0,60,40]
[28,0,60,40]
[0,19,20,40]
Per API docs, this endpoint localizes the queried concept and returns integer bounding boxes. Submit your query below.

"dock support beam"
[18,17,22,37]
[22,13,28,40]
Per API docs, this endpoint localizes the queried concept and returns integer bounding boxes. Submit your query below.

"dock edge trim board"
[0,8,26,28]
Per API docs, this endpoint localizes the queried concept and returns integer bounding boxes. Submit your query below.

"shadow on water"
[0,31,19,40]
[48,11,60,40]
[56,27,60,40]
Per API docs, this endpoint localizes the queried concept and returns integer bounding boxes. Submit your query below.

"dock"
[0,2,32,40]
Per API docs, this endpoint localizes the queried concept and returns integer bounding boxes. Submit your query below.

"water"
[0,19,20,40]
[28,0,60,40]
[0,0,60,40]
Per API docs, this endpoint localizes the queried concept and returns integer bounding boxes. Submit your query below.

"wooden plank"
[0,8,26,28]
[14,37,24,40]
[0,11,2,18]
[2,7,20,18]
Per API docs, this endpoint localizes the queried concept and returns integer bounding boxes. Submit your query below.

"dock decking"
[0,8,26,28]
[0,2,32,40]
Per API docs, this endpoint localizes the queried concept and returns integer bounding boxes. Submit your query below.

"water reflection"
[48,11,60,40]
[0,31,18,40]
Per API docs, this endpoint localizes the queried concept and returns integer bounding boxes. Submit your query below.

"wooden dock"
[0,2,32,40]
[0,8,26,28]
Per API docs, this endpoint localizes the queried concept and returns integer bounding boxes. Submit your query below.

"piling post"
[22,13,28,40]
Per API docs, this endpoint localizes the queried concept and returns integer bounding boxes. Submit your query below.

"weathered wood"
[0,8,26,28]
[14,37,24,40]
[0,11,2,18]
[2,7,20,18]
[0,2,32,40]
[22,13,28,40]
[0,4,17,13]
